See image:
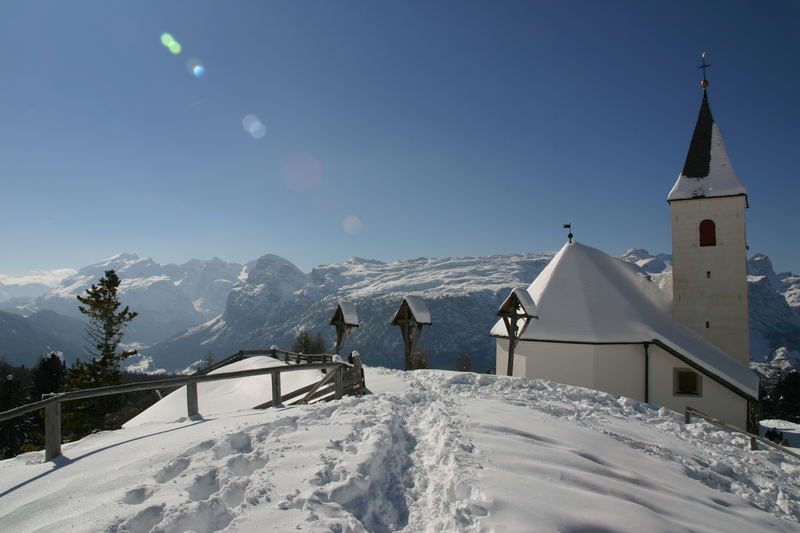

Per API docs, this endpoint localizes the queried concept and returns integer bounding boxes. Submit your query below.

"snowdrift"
[1,367,798,532]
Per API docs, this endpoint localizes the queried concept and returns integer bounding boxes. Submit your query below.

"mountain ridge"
[1,248,798,375]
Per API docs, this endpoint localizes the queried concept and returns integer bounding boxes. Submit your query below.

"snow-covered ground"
[1,362,799,532]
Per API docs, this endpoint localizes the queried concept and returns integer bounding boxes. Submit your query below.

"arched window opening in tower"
[699,219,716,246]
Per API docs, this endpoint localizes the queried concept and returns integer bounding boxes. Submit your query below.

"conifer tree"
[292,329,326,354]
[0,361,33,458]
[455,352,472,372]
[63,270,138,440]
[77,270,138,365]
[32,352,66,399]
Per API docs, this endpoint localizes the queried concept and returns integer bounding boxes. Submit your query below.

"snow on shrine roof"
[490,241,758,398]
[668,90,747,204]
[498,287,538,318]
[335,301,359,326]
[392,295,432,325]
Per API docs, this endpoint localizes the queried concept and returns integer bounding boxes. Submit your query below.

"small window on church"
[699,219,716,246]
[674,368,702,396]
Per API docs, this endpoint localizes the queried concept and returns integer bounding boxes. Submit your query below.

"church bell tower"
[668,60,749,367]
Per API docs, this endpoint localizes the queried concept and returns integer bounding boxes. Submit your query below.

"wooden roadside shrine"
[329,301,359,354]
[391,295,432,370]
[497,287,538,376]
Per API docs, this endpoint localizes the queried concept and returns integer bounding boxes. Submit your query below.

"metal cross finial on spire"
[698,51,711,88]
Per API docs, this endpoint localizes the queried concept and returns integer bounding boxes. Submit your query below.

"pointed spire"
[681,90,714,178]
[668,89,747,204]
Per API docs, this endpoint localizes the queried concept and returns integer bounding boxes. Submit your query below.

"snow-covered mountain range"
[0,253,243,352]
[146,253,555,372]
[1,248,798,374]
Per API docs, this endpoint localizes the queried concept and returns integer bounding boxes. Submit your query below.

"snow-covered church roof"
[667,90,748,204]
[490,241,758,398]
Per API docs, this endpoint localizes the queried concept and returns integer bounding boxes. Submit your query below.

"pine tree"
[63,270,138,441]
[77,270,138,363]
[32,352,66,399]
[455,352,472,372]
[0,360,34,458]
[292,330,327,354]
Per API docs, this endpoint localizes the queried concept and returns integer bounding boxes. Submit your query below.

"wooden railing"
[0,353,365,462]
[684,406,800,462]
[197,347,338,375]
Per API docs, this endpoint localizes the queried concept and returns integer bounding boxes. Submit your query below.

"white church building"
[491,86,759,430]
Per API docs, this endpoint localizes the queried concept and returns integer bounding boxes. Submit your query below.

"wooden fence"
[685,406,800,462]
[0,352,365,462]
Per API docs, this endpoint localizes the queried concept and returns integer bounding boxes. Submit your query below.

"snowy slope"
[0,367,797,532]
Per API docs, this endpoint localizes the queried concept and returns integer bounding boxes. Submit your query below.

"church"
[491,77,759,430]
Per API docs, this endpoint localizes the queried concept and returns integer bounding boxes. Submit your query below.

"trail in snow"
[0,367,798,532]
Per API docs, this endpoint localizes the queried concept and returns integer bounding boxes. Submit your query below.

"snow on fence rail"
[198,347,342,375]
[0,352,365,462]
[684,406,800,462]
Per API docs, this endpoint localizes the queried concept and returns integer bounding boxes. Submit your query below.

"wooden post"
[352,354,364,394]
[44,401,61,461]
[684,408,691,424]
[334,366,344,400]
[750,436,758,451]
[503,315,519,376]
[496,289,537,377]
[271,372,282,407]
[187,382,199,417]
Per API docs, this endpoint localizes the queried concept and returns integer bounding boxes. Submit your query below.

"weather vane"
[698,51,711,88]
[563,224,573,243]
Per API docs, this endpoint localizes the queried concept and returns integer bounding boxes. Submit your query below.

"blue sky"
[1,1,798,277]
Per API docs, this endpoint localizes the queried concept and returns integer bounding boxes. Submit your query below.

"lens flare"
[342,215,363,234]
[187,58,206,78]
[282,153,322,192]
[241,114,266,139]
[160,33,182,54]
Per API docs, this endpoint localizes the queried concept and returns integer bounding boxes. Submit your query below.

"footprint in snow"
[123,486,153,505]
[213,432,252,459]
[226,454,267,476]
[119,504,164,533]
[187,469,220,502]
[154,457,190,483]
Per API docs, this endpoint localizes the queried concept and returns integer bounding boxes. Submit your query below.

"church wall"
[671,196,749,366]
[497,339,748,428]
[591,344,646,400]
[648,344,748,429]
[515,341,595,387]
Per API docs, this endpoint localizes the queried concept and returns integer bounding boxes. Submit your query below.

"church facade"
[491,87,759,429]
